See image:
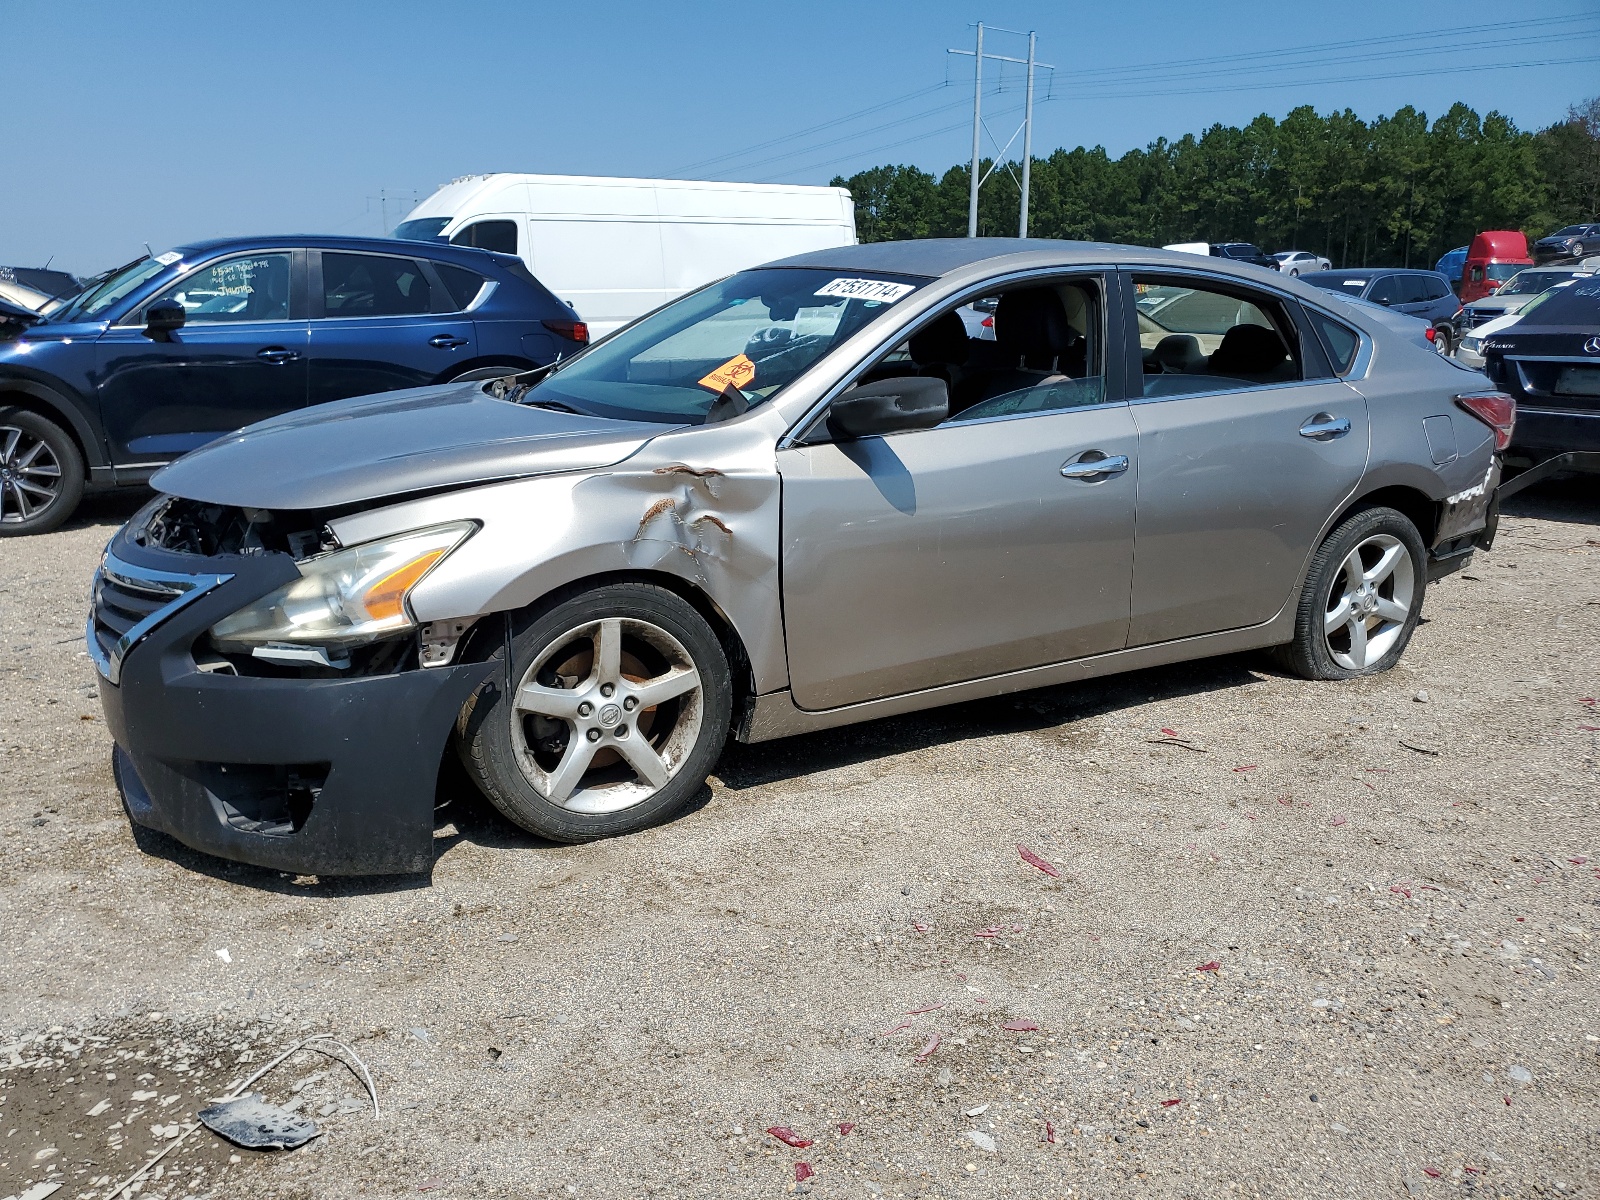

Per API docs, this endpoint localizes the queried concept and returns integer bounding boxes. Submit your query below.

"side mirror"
[827,376,948,440]
[143,300,186,341]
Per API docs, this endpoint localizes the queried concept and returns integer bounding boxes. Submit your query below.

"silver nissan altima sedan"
[91,240,1510,874]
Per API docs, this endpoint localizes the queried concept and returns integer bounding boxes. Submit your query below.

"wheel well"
[437,356,535,384]
[1333,485,1439,546]
[0,387,95,473]
[450,569,759,725]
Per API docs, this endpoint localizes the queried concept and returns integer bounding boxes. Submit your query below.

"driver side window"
[856,275,1106,424]
[146,254,292,324]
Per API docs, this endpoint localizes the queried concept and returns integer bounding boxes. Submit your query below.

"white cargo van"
[395,174,857,337]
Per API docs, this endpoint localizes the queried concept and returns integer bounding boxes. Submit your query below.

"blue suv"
[0,235,587,534]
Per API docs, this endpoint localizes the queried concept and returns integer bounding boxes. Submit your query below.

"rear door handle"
[429,334,468,349]
[1299,413,1352,441]
[256,347,300,364]
[1060,452,1130,480]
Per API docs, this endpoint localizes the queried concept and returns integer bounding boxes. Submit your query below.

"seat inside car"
[907,310,973,393]
[1206,322,1294,382]
[964,285,1088,410]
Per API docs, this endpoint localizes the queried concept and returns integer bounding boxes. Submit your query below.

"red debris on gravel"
[795,1162,815,1182]
[1233,764,1259,772]
[1580,726,1600,732]
[1276,795,1294,806]
[915,1032,942,1060]
[1330,814,1348,827]
[1504,1095,1512,1106]
[1390,885,1413,898]
[975,925,1004,938]
[880,1020,913,1037]
[906,1002,945,1014]
[911,920,930,932]
[1423,1167,1442,1179]
[838,1122,856,1136]
[767,1126,813,1148]
[1570,857,1589,865]
[1003,1019,1040,1031]
[1196,961,1222,972]
[1160,1098,1182,1108]
[1161,727,1179,737]
[1044,1119,1058,1144]
[1018,844,1062,877]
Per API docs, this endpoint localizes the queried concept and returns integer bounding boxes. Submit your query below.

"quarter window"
[450,219,518,256]
[322,253,432,317]
[1134,276,1301,396]
[1305,310,1361,375]
[433,263,488,311]
[147,254,291,323]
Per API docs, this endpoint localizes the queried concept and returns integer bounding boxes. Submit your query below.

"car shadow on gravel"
[64,487,150,532]
[1499,473,1600,525]
[715,653,1267,791]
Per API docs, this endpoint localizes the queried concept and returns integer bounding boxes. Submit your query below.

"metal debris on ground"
[1147,734,1207,752]
[966,1130,997,1153]
[765,1126,813,1148]
[1399,740,1440,756]
[198,1092,319,1149]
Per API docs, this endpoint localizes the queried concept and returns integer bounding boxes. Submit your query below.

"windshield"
[1550,226,1585,238]
[1485,262,1524,282]
[394,217,450,242]
[58,255,170,321]
[523,267,929,425]
[1498,269,1579,296]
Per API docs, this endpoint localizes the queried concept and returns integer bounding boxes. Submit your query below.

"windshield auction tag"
[154,251,182,266]
[698,353,756,394]
[814,278,915,303]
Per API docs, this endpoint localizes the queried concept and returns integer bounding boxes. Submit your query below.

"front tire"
[1274,506,1427,680]
[0,407,85,536]
[456,582,732,842]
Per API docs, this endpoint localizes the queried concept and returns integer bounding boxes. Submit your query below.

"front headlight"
[209,521,475,653]
[1459,335,1481,354]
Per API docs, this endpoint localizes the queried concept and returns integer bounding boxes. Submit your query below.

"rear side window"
[450,219,518,256]
[1306,310,1361,375]
[433,263,488,311]
[1367,275,1399,305]
[322,253,431,317]
[1424,276,1452,300]
[1134,276,1301,397]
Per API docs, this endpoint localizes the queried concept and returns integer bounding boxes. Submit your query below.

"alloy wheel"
[0,424,63,525]
[1321,533,1415,670]
[509,617,704,814]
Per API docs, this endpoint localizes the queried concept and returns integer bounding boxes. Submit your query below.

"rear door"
[1123,271,1370,646]
[305,250,475,406]
[95,251,309,464]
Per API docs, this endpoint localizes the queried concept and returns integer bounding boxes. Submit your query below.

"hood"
[151,381,673,510]
[1465,294,1527,314]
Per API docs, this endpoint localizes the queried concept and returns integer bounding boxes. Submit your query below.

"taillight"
[543,318,589,344]
[1455,391,1515,451]
[1425,326,1437,342]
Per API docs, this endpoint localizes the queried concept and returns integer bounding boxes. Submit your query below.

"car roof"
[762,237,1292,279]
[170,234,513,268]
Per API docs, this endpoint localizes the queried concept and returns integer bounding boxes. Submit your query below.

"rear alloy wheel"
[1431,324,1454,355]
[0,408,85,536]
[457,583,732,842]
[1274,506,1426,680]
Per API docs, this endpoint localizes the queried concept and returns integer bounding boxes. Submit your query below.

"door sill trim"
[742,612,1294,743]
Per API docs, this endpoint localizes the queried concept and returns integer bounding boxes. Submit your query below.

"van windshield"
[523,267,929,425]
[393,218,450,242]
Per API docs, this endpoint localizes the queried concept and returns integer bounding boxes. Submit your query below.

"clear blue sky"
[5,0,1596,275]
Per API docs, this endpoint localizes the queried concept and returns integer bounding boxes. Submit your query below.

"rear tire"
[1273,506,1427,681]
[1431,324,1454,355]
[0,407,85,536]
[456,583,732,843]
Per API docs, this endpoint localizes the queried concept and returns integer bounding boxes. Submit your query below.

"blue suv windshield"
[58,256,169,321]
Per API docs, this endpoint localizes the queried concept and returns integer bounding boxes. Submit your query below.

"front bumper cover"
[95,529,495,876]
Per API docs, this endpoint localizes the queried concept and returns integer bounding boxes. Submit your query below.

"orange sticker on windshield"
[698,353,756,394]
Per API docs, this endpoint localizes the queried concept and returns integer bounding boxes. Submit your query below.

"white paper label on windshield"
[154,251,182,266]
[814,278,915,303]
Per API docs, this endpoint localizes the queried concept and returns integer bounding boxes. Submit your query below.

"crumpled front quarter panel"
[329,411,790,693]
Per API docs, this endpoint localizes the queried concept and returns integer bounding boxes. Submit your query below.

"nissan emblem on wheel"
[91,239,1507,875]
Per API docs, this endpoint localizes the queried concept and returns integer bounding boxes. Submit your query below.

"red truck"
[1459,230,1533,302]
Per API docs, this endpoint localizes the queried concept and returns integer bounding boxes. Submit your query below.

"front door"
[306,250,475,406]
[1125,272,1371,646]
[779,273,1137,711]
[95,252,308,464]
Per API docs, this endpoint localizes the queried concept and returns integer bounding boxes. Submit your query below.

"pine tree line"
[831,98,1600,268]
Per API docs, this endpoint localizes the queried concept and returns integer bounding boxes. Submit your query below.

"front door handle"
[1299,413,1352,441]
[1060,452,1130,480]
[256,347,300,364]
[429,334,468,350]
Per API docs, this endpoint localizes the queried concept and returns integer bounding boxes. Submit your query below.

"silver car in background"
[91,240,1509,874]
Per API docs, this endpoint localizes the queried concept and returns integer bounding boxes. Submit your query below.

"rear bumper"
[1509,407,1600,458]
[95,532,495,876]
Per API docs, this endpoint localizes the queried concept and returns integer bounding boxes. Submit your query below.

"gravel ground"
[2,483,1598,1200]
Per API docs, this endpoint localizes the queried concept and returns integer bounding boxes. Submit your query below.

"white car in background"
[0,277,56,314]
[1272,250,1332,276]
[1453,310,1523,369]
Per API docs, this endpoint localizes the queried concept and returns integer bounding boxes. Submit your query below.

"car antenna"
[41,255,54,269]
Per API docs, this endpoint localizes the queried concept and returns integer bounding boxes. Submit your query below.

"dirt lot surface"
[2,484,1598,1200]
